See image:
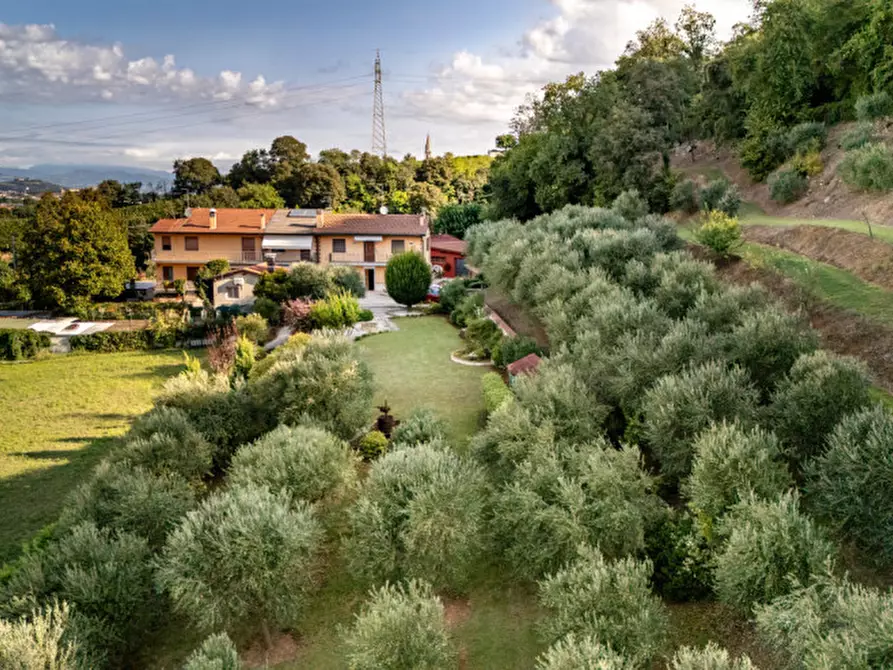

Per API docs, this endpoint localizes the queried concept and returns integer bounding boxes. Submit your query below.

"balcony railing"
[153,249,262,265]
[328,252,396,264]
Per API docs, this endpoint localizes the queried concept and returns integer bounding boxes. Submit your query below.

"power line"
[372,50,387,157]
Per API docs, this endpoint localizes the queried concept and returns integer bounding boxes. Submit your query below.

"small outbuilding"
[430,234,468,278]
[507,353,542,385]
[212,265,266,307]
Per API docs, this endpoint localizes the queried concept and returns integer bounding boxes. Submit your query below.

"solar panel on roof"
[288,209,317,218]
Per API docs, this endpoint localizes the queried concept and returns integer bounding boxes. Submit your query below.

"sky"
[0,0,753,172]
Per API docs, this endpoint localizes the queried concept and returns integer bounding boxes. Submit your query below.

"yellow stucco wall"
[154,233,263,266]
[317,234,429,265]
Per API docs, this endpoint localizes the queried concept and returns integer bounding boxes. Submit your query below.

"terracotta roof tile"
[431,234,467,254]
[316,213,428,236]
[507,353,542,377]
[150,208,277,234]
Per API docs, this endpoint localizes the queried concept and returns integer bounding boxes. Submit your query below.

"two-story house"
[151,208,430,293]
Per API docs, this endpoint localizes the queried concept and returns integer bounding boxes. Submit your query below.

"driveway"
[352,291,418,339]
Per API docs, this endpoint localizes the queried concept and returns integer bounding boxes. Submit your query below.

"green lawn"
[741,213,893,244]
[0,318,38,330]
[357,316,492,446]
[0,350,189,562]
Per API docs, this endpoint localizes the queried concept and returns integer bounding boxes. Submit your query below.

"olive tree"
[537,635,637,670]
[385,251,431,308]
[714,492,835,613]
[229,425,357,505]
[670,643,757,670]
[755,575,893,669]
[345,444,489,593]
[641,362,760,482]
[183,633,241,670]
[60,461,195,549]
[494,444,663,580]
[343,580,456,670]
[806,405,893,563]
[390,408,448,448]
[538,545,668,666]
[0,601,79,669]
[770,351,871,469]
[685,422,791,526]
[157,484,321,647]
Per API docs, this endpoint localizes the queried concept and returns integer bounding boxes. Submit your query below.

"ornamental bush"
[770,351,870,469]
[641,362,760,483]
[390,409,448,448]
[234,313,268,344]
[670,643,757,670]
[309,290,360,329]
[492,335,543,369]
[252,297,282,325]
[450,292,484,327]
[685,422,790,526]
[60,461,195,549]
[232,335,256,381]
[329,266,367,298]
[288,262,332,300]
[787,122,827,155]
[345,444,490,593]
[670,180,699,214]
[385,252,432,308]
[839,142,893,191]
[3,522,158,668]
[695,211,742,257]
[157,484,321,641]
[229,425,357,504]
[537,635,637,670]
[727,307,818,400]
[121,406,214,483]
[493,444,663,580]
[343,580,456,670]
[356,431,389,461]
[183,632,241,670]
[612,189,649,221]
[0,601,79,669]
[538,545,668,666]
[806,405,893,563]
[855,91,893,121]
[755,575,893,669]
[482,372,514,415]
[439,278,470,313]
[0,329,51,360]
[714,492,835,613]
[769,169,809,204]
[699,179,732,213]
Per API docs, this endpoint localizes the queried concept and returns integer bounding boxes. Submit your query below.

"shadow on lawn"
[125,362,188,381]
[0,436,119,564]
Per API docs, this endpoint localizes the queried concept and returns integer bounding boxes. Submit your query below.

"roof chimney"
[260,212,267,230]
[209,208,217,230]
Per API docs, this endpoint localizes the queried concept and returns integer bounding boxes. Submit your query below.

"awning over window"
[261,235,313,250]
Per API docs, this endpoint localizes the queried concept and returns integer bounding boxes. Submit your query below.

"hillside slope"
[673,123,893,224]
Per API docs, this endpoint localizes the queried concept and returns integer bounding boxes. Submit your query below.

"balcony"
[328,252,395,266]
[152,249,262,265]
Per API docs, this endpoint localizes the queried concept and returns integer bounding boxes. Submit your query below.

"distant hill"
[0,178,63,196]
[0,164,172,189]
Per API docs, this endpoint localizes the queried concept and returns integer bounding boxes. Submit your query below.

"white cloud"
[401,0,752,132]
[0,22,284,105]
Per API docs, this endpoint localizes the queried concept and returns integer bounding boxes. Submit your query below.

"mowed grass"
[742,213,893,245]
[357,316,492,446]
[0,350,189,562]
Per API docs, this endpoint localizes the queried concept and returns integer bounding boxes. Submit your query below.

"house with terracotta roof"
[430,234,468,278]
[150,208,430,293]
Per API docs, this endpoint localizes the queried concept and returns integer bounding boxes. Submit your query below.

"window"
[161,236,172,251]
[185,236,199,251]
[332,238,346,253]
[162,266,174,282]
[391,239,405,254]
[300,249,312,262]
[225,284,242,299]
[186,266,200,281]
[432,255,447,265]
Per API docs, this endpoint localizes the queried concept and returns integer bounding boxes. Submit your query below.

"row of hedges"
[69,326,209,353]
[72,301,188,321]
[0,329,51,360]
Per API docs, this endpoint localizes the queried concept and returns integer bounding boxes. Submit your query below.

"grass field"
[0,318,38,330]
[741,213,893,244]
[0,350,189,562]
[357,316,492,446]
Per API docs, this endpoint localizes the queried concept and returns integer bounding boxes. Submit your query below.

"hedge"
[73,302,188,321]
[0,329,51,360]
[69,331,154,353]
[482,372,513,414]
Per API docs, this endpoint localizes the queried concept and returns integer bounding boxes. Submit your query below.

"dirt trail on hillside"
[695,249,893,393]
[673,122,893,224]
[743,224,893,290]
